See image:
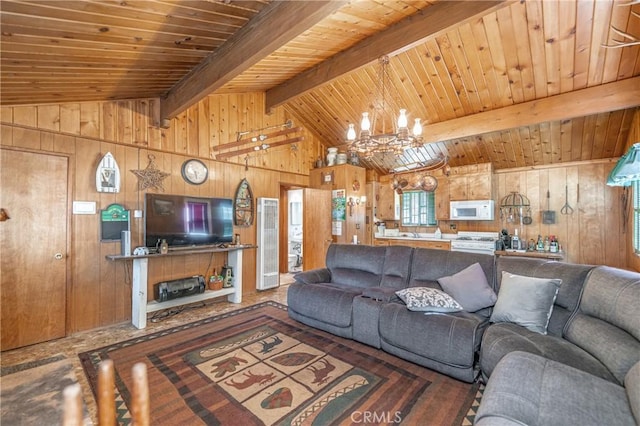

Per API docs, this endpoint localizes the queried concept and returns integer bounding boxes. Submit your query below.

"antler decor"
[602,0,640,49]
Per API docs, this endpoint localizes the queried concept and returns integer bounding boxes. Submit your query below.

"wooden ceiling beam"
[159,0,347,121]
[418,77,640,144]
[265,0,509,112]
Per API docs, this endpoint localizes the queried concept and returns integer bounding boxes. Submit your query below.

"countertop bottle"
[511,229,520,250]
[434,227,442,239]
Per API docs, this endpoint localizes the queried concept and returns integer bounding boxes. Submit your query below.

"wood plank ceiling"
[1,0,639,174]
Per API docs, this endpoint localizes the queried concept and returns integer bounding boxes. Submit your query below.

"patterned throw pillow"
[395,287,463,313]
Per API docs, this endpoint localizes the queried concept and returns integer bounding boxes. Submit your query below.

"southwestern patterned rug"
[79,302,479,425]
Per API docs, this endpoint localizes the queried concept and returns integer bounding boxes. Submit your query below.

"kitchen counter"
[374,233,452,250]
[374,232,456,242]
[495,250,564,260]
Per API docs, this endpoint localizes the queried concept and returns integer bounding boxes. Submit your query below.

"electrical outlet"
[449,223,457,230]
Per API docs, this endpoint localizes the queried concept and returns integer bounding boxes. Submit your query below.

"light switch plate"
[73,201,97,214]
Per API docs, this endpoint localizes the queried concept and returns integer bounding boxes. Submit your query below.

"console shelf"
[107,245,255,329]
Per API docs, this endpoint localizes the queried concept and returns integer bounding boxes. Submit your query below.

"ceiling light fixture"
[346,56,423,160]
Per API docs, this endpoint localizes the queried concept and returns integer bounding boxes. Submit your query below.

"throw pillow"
[489,271,562,334]
[395,287,463,313]
[437,262,497,312]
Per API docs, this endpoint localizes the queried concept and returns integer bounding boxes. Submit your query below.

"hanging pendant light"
[346,56,424,159]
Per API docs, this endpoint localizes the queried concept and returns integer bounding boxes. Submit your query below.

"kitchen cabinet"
[434,178,450,220]
[377,181,400,221]
[448,173,492,201]
[376,238,450,251]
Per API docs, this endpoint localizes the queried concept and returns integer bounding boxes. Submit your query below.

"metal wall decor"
[234,178,254,226]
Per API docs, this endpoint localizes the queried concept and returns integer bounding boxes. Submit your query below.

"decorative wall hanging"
[212,120,302,160]
[130,154,170,191]
[234,178,254,226]
[96,152,121,193]
[321,171,334,185]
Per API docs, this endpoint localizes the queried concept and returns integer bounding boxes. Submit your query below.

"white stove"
[450,231,499,255]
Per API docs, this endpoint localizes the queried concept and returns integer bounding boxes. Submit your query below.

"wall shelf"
[107,245,256,329]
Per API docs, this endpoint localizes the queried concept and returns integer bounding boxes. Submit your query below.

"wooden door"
[302,188,332,271]
[1,149,68,350]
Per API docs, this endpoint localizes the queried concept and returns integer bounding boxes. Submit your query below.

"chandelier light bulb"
[413,118,423,136]
[347,123,356,141]
[361,112,371,131]
[397,109,408,128]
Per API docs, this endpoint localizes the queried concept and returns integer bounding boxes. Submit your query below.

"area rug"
[1,354,89,425]
[80,302,479,425]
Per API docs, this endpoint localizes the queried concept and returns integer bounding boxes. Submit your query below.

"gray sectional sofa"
[288,243,640,425]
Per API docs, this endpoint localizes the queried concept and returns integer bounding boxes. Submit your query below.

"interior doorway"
[284,189,303,273]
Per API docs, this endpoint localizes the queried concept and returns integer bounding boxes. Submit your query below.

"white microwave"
[450,200,495,221]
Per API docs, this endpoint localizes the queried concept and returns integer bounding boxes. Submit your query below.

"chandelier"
[346,56,423,160]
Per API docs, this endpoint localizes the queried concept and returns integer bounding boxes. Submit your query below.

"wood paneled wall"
[493,161,627,267]
[1,93,326,333]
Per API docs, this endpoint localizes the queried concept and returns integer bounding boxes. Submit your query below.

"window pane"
[401,191,436,226]
[634,182,640,254]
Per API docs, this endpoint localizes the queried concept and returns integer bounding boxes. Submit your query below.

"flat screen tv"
[144,193,233,248]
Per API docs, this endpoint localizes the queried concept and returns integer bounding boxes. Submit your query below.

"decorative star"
[130,154,170,191]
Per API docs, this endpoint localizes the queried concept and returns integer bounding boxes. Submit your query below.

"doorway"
[287,189,303,273]
[1,149,69,350]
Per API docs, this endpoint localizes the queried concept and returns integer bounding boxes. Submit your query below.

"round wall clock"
[181,159,208,185]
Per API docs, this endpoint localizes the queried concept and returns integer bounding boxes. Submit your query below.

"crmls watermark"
[350,411,403,424]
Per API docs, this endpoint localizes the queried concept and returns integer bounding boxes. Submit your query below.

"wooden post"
[98,359,116,426]
[131,362,150,426]
[62,383,83,426]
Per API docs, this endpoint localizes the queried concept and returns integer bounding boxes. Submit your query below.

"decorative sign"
[234,178,254,226]
[101,203,130,241]
[130,154,170,191]
[96,152,121,193]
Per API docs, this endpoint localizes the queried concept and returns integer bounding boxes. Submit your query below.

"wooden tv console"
[107,245,255,329]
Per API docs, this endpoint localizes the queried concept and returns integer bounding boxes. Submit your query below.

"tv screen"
[144,194,233,248]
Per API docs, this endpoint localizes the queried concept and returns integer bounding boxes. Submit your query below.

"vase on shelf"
[326,147,338,166]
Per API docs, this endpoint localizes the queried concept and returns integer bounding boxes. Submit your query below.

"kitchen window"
[401,191,436,226]
[634,181,640,254]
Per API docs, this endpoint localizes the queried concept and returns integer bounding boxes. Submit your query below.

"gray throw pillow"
[396,287,463,313]
[490,271,562,334]
[438,262,497,312]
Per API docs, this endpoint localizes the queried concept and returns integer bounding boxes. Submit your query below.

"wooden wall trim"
[493,158,619,174]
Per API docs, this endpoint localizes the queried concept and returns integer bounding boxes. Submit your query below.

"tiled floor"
[1,279,292,423]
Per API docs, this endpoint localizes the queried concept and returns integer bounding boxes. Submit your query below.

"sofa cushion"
[479,322,617,383]
[395,287,463,313]
[286,282,362,328]
[490,271,561,335]
[476,351,637,426]
[625,361,640,423]
[326,244,386,288]
[408,249,496,292]
[379,245,413,289]
[438,262,497,312]
[565,266,640,385]
[495,257,594,337]
[379,302,487,370]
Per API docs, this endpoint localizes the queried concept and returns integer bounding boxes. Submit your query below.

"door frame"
[279,183,307,274]
[2,146,74,338]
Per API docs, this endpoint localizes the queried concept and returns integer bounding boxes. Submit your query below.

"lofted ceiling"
[1,0,639,175]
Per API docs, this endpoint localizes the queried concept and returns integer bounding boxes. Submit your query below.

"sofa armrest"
[361,287,400,302]
[293,268,331,284]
